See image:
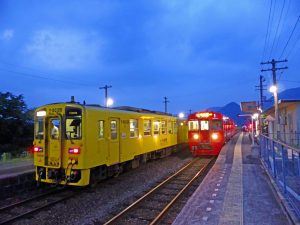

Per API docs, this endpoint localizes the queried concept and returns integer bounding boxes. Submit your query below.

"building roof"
[263,99,300,114]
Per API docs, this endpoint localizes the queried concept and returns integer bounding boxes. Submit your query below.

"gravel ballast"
[13,148,192,225]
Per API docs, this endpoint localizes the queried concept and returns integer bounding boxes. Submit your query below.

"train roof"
[37,102,174,117]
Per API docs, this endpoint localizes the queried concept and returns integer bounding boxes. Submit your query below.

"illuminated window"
[174,121,178,133]
[110,120,117,140]
[98,120,104,139]
[143,120,151,136]
[35,118,44,139]
[161,121,166,134]
[188,121,199,131]
[211,120,222,131]
[153,120,160,135]
[130,119,139,138]
[200,120,209,130]
[50,119,60,140]
[168,121,173,134]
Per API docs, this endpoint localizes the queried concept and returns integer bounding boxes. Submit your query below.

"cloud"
[1,29,14,41]
[24,29,103,70]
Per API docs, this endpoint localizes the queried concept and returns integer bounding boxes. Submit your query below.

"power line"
[286,30,300,59]
[0,67,95,87]
[274,0,292,58]
[269,0,286,58]
[279,15,300,59]
[266,0,278,60]
[262,0,274,61]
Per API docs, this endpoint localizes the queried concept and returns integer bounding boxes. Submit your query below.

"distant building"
[264,100,300,148]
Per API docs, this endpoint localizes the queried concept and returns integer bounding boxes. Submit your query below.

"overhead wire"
[267,0,277,61]
[269,0,286,59]
[0,67,96,88]
[279,15,300,59]
[261,0,274,62]
[273,0,292,58]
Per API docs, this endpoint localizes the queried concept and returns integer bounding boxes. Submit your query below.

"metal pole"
[251,117,254,146]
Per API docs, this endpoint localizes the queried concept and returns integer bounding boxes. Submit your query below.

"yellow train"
[33,99,187,186]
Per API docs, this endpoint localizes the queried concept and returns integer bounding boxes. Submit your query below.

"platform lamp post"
[270,85,279,139]
[252,113,259,146]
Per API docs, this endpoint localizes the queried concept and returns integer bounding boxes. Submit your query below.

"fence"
[264,132,300,148]
[260,134,300,218]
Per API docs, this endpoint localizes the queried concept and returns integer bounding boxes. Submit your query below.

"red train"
[187,111,236,156]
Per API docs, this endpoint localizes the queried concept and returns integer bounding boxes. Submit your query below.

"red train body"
[187,111,236,156]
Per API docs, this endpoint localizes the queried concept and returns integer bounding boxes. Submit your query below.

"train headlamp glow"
[193,134,199,140]
[36,111,46,117]
[211,133,218,140]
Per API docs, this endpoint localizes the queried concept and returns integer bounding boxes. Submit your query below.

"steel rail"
[0,188,63,212]
[150,158,213,224]
[104,157,210,225]
[0,188,79,225]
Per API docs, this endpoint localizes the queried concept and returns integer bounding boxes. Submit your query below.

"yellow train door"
[45,118,61,167]
[108,118,120,164]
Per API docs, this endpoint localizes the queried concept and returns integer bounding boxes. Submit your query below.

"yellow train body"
[33,102,183,186]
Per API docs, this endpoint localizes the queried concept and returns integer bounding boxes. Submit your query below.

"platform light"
[36,111,46,117]
[178,112,185,118]
[269,85,277,93]
[252,113,259,120]
[106,98,114,107]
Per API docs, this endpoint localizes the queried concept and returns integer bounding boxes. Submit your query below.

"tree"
[0,92,33,155]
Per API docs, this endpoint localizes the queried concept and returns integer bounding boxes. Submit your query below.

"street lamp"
[178,112,185,119]
[106,98,114,107]
[269,85,277,93]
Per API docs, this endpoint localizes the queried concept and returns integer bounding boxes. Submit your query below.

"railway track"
[104,156,215,225]
[0,187,81,225]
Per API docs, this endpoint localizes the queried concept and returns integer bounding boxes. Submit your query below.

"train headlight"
[36,110,46,117]
[211,133,218,140]
[193,134,199,140]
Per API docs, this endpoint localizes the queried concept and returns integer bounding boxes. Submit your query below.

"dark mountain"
[264,86,300,110]
[207,102,246,126]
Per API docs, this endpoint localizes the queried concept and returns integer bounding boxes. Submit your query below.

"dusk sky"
[0,0,299,115]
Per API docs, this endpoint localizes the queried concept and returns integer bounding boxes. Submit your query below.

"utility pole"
[163,97,169,113]
[261,59,288,139]
[255,75,267,110]
[99,85,112,107]
[189,109,192,115]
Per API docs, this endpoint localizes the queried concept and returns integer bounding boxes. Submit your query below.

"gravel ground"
[12,148,192,225]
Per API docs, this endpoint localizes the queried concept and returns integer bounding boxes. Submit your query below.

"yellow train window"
[111,120,117,140]
[153,120,160,135]
[130,119,139,138]
[168,121,173,134]
[98,120,104,139]
[161,121,166,135]
[143,120,151,136]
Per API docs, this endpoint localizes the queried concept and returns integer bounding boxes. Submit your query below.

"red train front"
[187,111,235,156]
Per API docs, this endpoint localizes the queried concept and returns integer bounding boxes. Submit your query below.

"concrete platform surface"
[0,158,34,179]
[172,132,291,225]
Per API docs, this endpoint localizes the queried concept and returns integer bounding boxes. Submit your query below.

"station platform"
[0,159,35,199]
[173,132,294,225]
[0,158,34,179]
